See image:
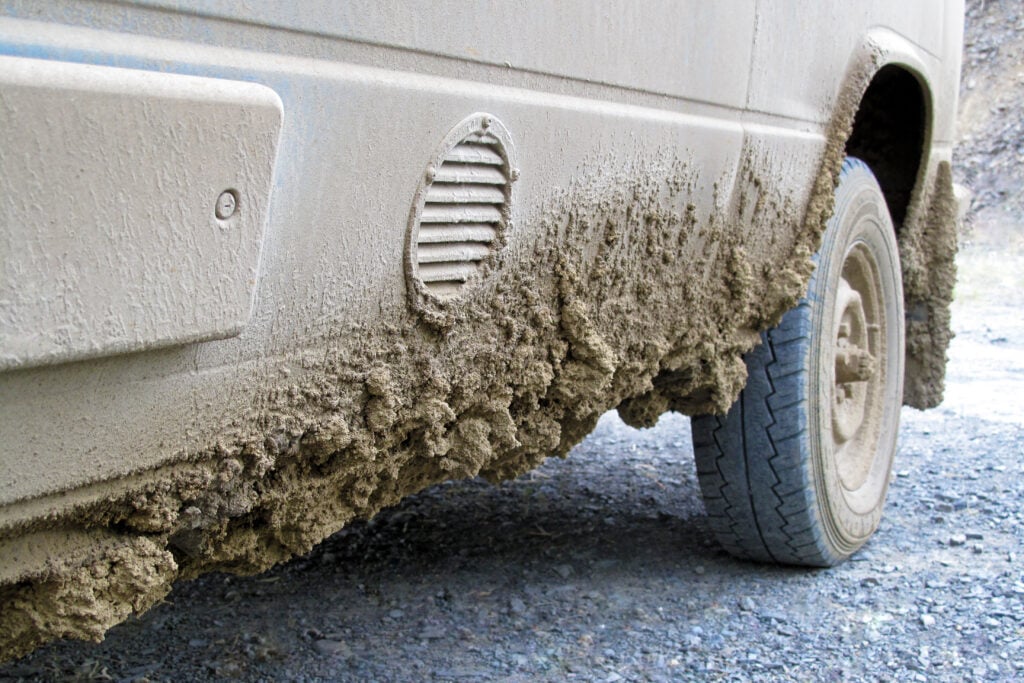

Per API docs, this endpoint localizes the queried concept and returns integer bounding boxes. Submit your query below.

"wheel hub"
[831,249,884,491]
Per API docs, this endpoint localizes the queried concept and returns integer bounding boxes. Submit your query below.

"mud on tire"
[692,158,905,567]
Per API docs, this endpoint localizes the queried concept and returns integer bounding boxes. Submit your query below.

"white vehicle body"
[0,1,963,659]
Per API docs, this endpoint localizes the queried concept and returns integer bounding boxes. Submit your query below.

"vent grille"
[411,118,514,299]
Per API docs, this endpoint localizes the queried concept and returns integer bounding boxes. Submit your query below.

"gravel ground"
[1,283,1021,683]
[3,3,1023,681]
[956,0,1024,219]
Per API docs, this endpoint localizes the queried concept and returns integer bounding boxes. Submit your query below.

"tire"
[692,158,905,567]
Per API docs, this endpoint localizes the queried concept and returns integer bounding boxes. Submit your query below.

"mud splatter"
[0,53,961,657]
[1,152,800,660]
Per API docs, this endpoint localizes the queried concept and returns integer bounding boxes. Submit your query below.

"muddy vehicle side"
[0,1,963,660]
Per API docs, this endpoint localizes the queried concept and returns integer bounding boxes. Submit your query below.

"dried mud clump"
[0,538,176,660]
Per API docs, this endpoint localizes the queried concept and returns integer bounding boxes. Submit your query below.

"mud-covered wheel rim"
[831,246,883,491]
[810,159,905,557]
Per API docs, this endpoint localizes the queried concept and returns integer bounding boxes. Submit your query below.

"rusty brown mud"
[0,59,958,661]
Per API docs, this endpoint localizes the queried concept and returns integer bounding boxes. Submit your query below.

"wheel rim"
[830,242,885,493]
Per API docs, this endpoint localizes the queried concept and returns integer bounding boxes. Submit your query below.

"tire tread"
[693,296,836,566]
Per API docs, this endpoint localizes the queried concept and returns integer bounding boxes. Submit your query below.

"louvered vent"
[409,115,515,300]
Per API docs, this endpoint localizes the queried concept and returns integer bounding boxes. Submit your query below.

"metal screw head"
[215,190,237,220]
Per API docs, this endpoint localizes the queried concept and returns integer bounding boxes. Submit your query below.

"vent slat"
[445,143,504,165]
[417,242,492,264]
[417,261,480,283]
[425,183,505,205]
[463,132,500,145]
[421,281,465,298]
[421,204,503,224]
[433,164,506,185]
[417,223,498,244]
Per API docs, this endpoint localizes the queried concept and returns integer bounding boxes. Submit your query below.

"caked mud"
[900,161,959,407]
[0,70,958,662]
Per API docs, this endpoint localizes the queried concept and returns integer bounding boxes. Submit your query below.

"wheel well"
[844,65,930,231]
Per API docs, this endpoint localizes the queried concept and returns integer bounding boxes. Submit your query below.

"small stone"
[739,597,757,612]
[313,639,350,657]
[555,564,573,579]
[920,614,937,628]
[420,625,446,640]
[949,534,968,547]
[388,609,405,619]
[760,610,788,623]
[972,544,985,554]
[966,532,984,540]
[510,597,527,615]
[216,662,241,676]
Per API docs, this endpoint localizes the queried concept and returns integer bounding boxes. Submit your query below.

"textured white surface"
[133,0,758,109]
[0,56,282,369]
